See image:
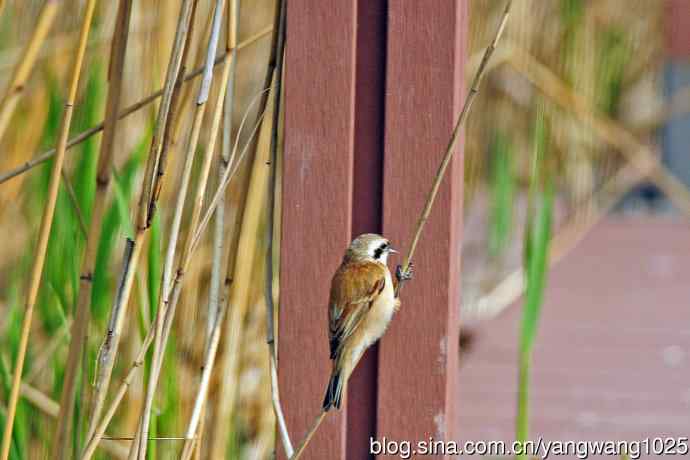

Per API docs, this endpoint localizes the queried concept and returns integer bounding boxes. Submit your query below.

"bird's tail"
[322,370,344,411]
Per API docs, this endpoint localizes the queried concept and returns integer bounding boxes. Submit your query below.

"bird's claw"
[396,263,414,283]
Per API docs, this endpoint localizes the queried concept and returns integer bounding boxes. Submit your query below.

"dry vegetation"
[463,0,671,320]
[0,1,279,459]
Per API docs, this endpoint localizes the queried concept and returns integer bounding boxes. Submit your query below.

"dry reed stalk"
[187,86,269,262]
[0,26,273,184]
[178,2,239,457]
[178,299,227,460]
[80,330,155,460]
[207,0,241,344]
[196,8,279,291]
[25,319,73,384]
[208,69,276,460]
[0,0,59,144]
[0,13,156,74]
[289,412,327,460]
[16,383,128,459]
[104,437,189,441]
[167,3,217,152]
[87,238,139,437]
[179,1,231,318]
[465,41,513,81]
[83,0,198,442]
[141,1,201,240]
[192,3,242,454]
[138,0,197,227]
[139,59,263,458]
[263,0,292,457]
[506,44,690,217]
[0,87,47,211]
[60,169,89,237]
[79,90,267,460]
[54,2,134,456]
[396,0,513,296]
[131,2,226,457]
[267,131,288,460]
[0,1,98,459]
[188,0,283,294]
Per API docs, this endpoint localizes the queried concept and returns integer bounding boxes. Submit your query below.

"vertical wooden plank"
[665,0,690,59]
[348,1,387,458]
[279,1,358,459]
[378,1,466,456]
[662,0,690,191]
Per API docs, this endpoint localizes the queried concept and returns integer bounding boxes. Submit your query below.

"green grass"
[146,210,162,460]
[92,131,147,324]
[0,57,159,458]
[559,0,585,86]
[488,130,515,259]
[147,210,162,323]
[516,106,554,459]
[0,277,29,460]
[596,26,630,116]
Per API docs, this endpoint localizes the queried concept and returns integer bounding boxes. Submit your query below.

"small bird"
[322,233,413,411]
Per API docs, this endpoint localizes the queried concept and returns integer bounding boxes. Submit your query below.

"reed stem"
[396,0,513,297]
[0,25,273,185]
[263,0,293,456]
[0,0,59,143]
[0,1,97,458]
[84,0,198,444]
[54,1,134,456]
[79,93,266,460]
[208,74,275,460]
[132,2,226,457]
[289,411,327,460]
[179,2,240,458]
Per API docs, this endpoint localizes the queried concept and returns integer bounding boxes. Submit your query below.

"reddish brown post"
[279,1,357,459]
[662,0,690,189]
[665,0,690,59]
[280,1,467,458]
[347,1,388,458]
[378,0,466,456]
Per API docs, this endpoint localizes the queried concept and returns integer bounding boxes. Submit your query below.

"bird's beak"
[388,248,398,254]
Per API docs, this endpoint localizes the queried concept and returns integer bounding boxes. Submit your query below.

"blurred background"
[0,0,689,458]
[460,0,690,444]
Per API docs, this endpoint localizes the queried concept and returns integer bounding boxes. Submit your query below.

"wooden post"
[378,1,466,456]
[348,1,387,459]
[279,1,358,459]
[280,1,467,458]
[665,0,690,59]
[662,0,690,189]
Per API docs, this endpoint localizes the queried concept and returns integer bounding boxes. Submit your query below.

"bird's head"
[345,233,397,264]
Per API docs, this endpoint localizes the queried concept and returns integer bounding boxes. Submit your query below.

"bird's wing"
[328,261,387,360]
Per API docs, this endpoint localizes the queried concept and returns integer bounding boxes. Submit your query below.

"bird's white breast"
[351,269,396,362]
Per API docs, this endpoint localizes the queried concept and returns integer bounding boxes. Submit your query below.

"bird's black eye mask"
[373,242,389,260]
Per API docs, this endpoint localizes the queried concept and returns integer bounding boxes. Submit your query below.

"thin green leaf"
[92,132,148,322]
[516,107,555,456]
[488,131,515,258]
[147,211,162,320]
